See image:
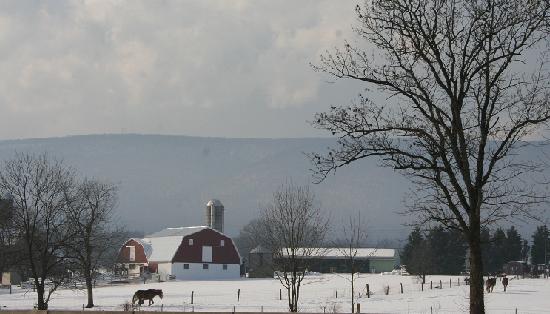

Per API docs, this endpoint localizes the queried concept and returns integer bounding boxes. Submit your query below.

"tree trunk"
[351,272,355,313]
[291,281,297,312]
[469,226,485,314]
[287,286,292,312]
[36,282,47,310]
[85,274,94,308]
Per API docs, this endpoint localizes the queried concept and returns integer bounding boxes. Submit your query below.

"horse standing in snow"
[502,276,509,292]
[485,277,496,293]
[132,289,163,306]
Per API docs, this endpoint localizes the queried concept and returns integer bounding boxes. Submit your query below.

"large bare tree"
[259,183,329,312]
[310,1,550,313]
[65,178,119,308]
[0,153,75,310]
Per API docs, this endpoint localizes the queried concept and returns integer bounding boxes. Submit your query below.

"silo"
[206,199,224,232]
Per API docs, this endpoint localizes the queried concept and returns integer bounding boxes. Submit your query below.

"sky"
[0,0,367,140]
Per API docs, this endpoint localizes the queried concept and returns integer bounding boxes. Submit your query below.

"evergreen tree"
[445,229,467,274]
[428,227,466,275]
[426,227,446,274]
[480,227,492,274]
[504,226,523,262]
[531,226,549,265]
[487,228,506,273]
[402,227,467,276]
[425,227,467,274]
[401,228,431,282]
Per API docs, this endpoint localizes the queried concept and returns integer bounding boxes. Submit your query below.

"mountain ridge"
[0,134,545,242]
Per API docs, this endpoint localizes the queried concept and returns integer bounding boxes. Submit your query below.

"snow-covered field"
[1,274,549,313]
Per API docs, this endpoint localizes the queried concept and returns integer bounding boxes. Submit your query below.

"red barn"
[116,226,240,280]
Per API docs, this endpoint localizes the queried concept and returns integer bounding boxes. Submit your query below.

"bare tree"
[233,218,275,277]
[259,183,329,312]
[334,213,367,313]
[310,1,550,313]
[0,153,75,310]
[65,178,119,308]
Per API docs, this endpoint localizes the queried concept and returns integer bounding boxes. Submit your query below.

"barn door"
[202,246,212,262]
[127,246,136,261]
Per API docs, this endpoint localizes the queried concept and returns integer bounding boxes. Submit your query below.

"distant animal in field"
[485,277,496,293]
[132,289,163,306]
[502,276,509,292]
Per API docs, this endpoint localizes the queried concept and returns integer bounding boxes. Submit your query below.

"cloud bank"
[0,0,362,139]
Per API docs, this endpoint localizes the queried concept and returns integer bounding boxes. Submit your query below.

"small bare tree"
[65,178,119,308]
[0,153,75,310]
[334,213,367,313]
[310,1,550,312]
[259,183,329,312]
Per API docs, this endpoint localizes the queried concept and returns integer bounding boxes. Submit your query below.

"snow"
[1,274,549,313]
[146,226,208,238]
[282,248,396,259]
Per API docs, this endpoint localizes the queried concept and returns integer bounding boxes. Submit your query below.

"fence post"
[191,291,194,304]
[238,288,240,302]
[366,284,370,298]
[280,289,282,300]
[449,278,451,288]
[400,283,403,294]
[356,303,361,313]
[458,278,460,286]
[336,290,338,298]
[440,280,442,289]
[421,282,424,291]
[430,281,433,289]
[9,285,11,294]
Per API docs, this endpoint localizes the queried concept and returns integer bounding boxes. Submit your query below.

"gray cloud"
[0,0,362,139]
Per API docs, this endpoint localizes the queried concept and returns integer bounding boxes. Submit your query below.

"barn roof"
[282,248,396,259]
[132,238,153,258]
[146,226,208,238]
[143,226,208,262]
[250,245,271,254]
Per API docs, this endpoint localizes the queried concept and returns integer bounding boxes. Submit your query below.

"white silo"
[206,199,224,232]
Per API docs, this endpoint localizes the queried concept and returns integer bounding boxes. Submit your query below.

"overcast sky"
[0,0,370,140]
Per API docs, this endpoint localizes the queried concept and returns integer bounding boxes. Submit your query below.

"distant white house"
[116,226,241,280]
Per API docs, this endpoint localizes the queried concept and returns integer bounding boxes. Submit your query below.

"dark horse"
[502,276,509,292]
[485,278,496,293]
[132,289,163,306]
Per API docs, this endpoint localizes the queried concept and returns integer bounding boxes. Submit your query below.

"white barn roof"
[146,226,208,238]
[283,248,396,259]
[142,226,208,263]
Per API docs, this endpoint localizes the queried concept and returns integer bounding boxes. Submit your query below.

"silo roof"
[206,199,223,207]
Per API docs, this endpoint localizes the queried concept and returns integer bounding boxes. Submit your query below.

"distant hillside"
[0,134,546,242]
